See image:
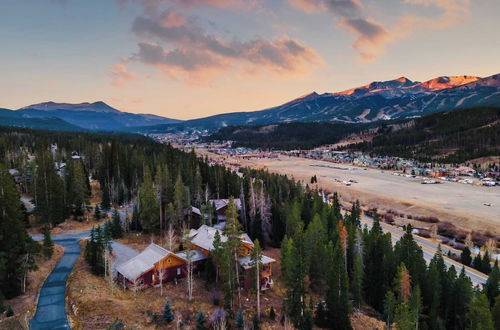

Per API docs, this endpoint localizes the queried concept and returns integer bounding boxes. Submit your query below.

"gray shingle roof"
[238,254,276,270]
[116,243,182,281]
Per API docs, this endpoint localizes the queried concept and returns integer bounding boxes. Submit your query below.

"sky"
[0,0,499,120]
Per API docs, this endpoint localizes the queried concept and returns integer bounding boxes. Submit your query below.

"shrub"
[6,305,14,317]
[211,289,221,306]
[269,306,276,321]
[162,298,174,323]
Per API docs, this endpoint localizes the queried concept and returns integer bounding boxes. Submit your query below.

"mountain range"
[0,101,181,131]
[1,73,499,133]
[136,73,500,133]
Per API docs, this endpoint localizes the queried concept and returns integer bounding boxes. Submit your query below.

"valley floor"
[197,150,500,236]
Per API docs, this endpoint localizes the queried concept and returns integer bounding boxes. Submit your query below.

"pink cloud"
[288,0,472,62]
[130,10,322,82]
[109,63,136,86]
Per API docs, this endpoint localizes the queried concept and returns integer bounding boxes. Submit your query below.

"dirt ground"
[0,244,64,329]
[68,246,286,329]
[68,238,384,330]
[197,150,500,237]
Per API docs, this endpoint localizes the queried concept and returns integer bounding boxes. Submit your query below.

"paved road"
[359,215,489,286]
[30,232,89,330]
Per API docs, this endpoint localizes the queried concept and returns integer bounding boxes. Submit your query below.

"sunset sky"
[1,0,499,120]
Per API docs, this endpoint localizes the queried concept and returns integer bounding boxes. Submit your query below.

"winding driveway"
[30,232,89,330]
[29,205,135,329]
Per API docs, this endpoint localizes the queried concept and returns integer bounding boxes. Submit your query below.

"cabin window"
[177,268,181,275]
[167,259,171,263]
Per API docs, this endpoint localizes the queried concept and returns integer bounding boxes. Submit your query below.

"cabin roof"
[116,243,180,281]
[237,254,276,270]
[190,224,254,252]
[209,198,242,211]
[175,249,208,263]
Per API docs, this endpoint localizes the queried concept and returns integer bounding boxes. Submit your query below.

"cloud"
[339,18,392,61]
[289,0,471,61]
[130,10,321,81]
[289,0,389,61]
[110,63,136,86]
[289,0,362,16]
[118,0,256,12]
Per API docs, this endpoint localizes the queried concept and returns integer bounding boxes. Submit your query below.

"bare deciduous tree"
[183,231,195,302]
[465,233,473,250]
[166,224,177,251]
[158,267,166,297]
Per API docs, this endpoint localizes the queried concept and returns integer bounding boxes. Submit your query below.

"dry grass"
[0,244,64,329]
[116,232,169,252]
[67,241,384,329]
[351,312,386,330]
[67,247,286,329]
[199,150,499,237]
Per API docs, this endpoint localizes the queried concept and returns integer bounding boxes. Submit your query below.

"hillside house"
[189,225,275,290]
[116,243,206,289]
[185,198,243,228]
[209,199,242,222]
[116,224,275,291]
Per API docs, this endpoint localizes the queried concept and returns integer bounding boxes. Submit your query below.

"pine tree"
[325,240,352,330]
[352,252,364,309]
[364,209,395,312]
[451,267,473,329]
[472,253,482,271]
[235,309,245,328]
[111,209,123,238]
[492,296,500,330]
[101,180,111,210]
[94,204,101,220]
[42,225,54,259]
[174,173,186,227]
[461,246,472,266]
[394,302,415,330]
[394,225,426,288]
[196,310,206,330]
[484,260,499,306]
[384,290,396,329]
[466,293,494,330]
[409,285,423,330]
[34,149,65,225]
[139,167,159,232]
[222,197,242,309]
[162,298,175,323]
[70,160,88,216]
[482,251,492,274]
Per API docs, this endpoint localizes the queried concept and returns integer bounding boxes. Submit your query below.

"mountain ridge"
[8,101,182,131]
[133,73,500,133]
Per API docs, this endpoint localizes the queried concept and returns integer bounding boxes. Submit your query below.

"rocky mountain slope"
[138,73,500,133]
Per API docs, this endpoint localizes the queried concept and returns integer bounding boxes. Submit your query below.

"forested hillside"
[1,126,499,329]
[346,107,500,163]
[205,122,367,150]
